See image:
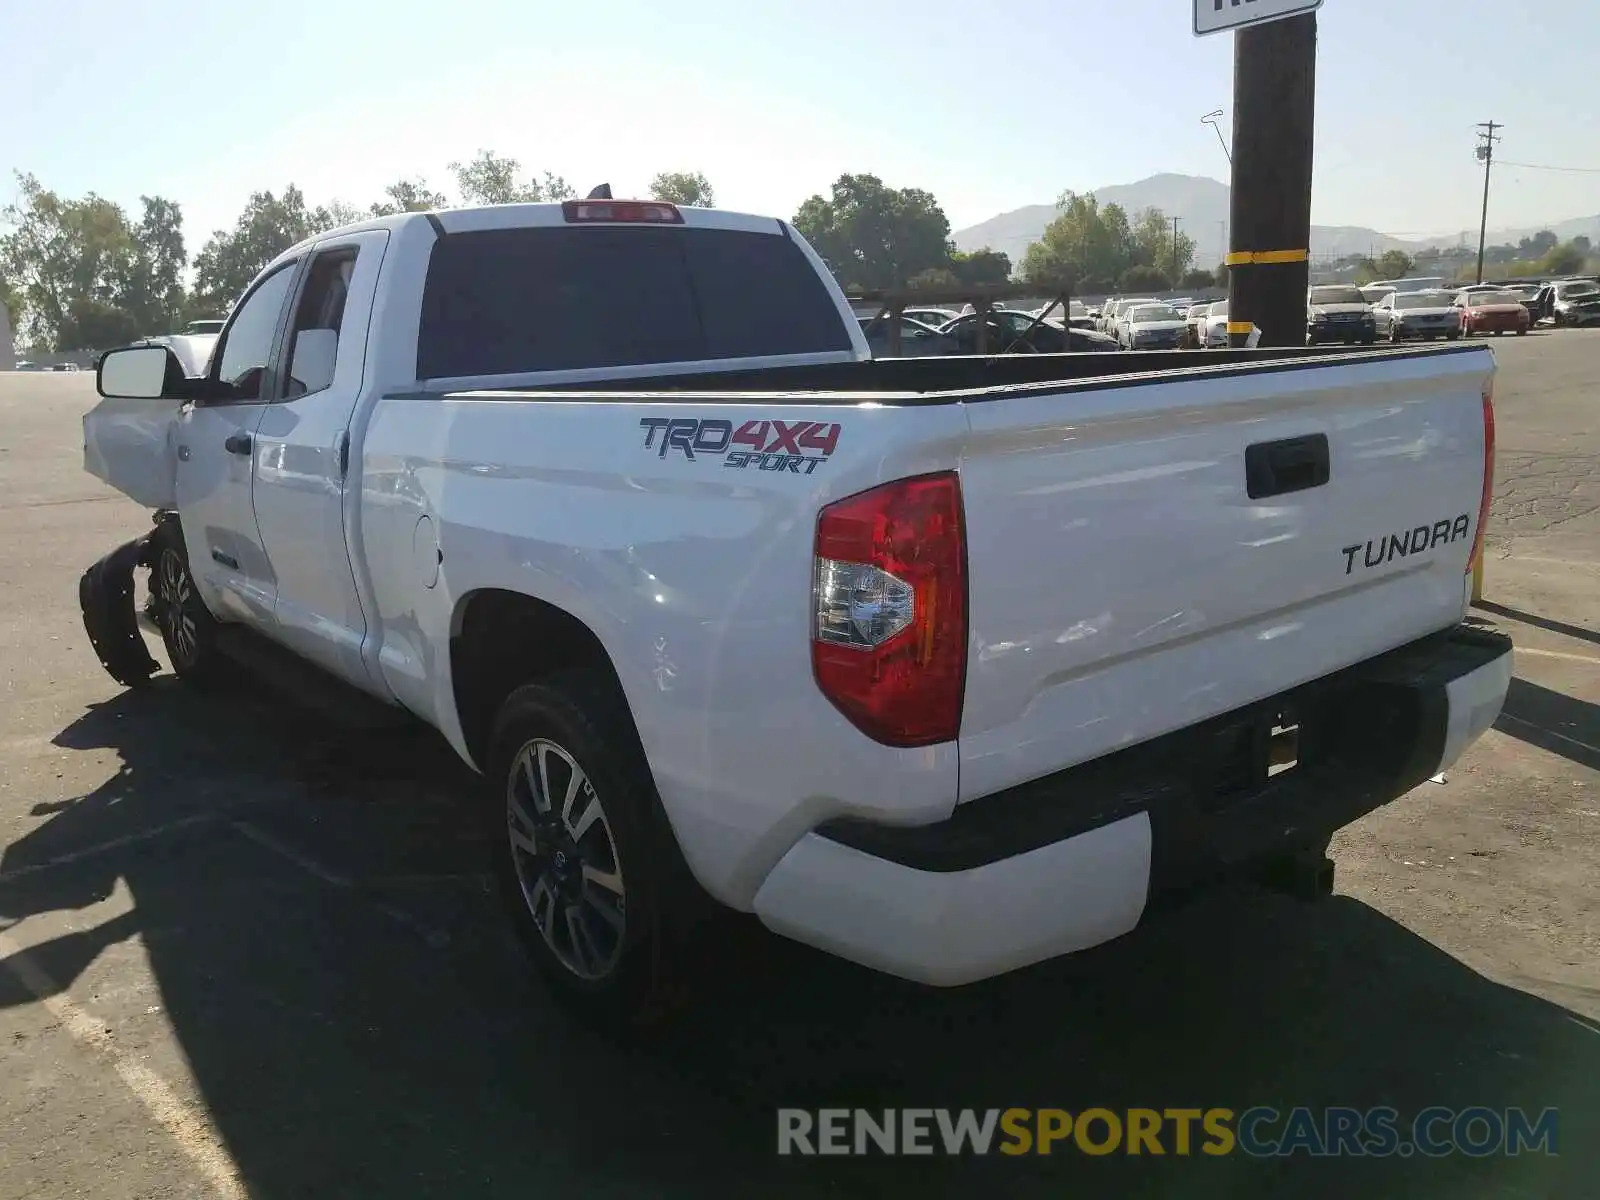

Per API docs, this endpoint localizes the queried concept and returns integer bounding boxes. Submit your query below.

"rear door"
[954,347,1495,803]
[251,229,390,689]
[173,259,301,626]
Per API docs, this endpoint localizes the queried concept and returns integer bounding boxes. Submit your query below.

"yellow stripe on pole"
[1224,248,1310,266]
[1226,321,1255,334]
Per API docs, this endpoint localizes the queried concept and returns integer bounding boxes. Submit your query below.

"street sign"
[1195,0,1322,37]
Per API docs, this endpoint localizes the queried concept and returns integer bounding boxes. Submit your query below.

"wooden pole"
[1226,13,1317,348]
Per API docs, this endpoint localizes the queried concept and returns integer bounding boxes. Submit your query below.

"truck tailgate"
[955,346,1494,802]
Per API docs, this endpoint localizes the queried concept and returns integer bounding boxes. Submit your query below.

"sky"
[3,0,1597,254]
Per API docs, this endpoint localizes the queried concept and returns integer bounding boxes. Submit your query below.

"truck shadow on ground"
[1495,677,1600,771]
[1,681,1594,1198]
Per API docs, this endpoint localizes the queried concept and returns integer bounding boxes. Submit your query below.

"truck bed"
[452,342,1483,402]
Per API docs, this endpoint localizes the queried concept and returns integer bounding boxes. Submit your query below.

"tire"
[1446,331,1460,341]
[1387,323,1402,343]
[1516,327,1527,336]
[148,522,225,685]
[486,670,712,1031]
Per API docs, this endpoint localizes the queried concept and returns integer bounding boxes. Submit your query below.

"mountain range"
[951,173,1600,267]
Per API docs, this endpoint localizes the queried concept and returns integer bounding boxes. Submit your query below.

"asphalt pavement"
[0,337,1596,1199]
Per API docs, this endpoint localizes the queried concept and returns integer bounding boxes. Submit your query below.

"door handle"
[223,433,253,456]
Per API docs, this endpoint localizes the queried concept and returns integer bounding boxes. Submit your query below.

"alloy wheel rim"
[506,738,627,981]
[157,549,199,665]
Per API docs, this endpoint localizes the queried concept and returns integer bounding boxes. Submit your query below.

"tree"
[906,267,961,291]
[1573,235,1592,255]
[792,174,954,291]
[1129,207,1196,280]
[0,172,141,348]
[1181,267,1216,289]
[1374,249,1415,280]
[0,273,18,331]
[1119,264,1171,292]
[1517,230,1558,258]
[367,178,449,217]
[311,200,367,231]
[950,249,1011,286]
[1020,192,1128,289]
[449,150,572,205]
[191,185,318,313]
[1540,242,1584,275]
[649,171,714,208]
[121,196,187,334]
[59,298,141,351]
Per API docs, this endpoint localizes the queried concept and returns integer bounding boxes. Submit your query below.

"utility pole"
[1475,121,1501,285]
[1226,13,1317,347]
[1171,216,1182,284]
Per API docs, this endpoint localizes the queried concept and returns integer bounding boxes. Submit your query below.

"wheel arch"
[447,588,637,774]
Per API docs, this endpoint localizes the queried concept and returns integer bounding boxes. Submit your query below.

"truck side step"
[212,624,416,733]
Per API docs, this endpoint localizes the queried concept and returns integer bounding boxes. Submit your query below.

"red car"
[1455,289,1530,337]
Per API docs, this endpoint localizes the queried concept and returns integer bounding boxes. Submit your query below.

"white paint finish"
[357,394,969,905]
[173,398,278,625]
[956,347,1494,803]
[751,814,1152,986]
[1194,0,1322,37]
[1438,647,1514,772]
[252,229,392,690]
[82,394,181,509]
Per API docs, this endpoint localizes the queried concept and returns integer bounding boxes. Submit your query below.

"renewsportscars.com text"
[776,1106,1559,1158]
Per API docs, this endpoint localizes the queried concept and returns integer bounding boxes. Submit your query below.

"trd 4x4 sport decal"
[639,417,841,475]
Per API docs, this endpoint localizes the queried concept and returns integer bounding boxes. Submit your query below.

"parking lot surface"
[1,336,1596,1198]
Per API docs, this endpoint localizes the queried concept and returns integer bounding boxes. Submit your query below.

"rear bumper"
[751,625,1512,986]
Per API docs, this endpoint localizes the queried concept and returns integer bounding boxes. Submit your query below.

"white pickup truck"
[79,198,1512,1027]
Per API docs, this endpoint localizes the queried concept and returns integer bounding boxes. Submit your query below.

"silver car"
[1371,290,1461,342]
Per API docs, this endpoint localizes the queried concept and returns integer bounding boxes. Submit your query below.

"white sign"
[1195,0,1322,37]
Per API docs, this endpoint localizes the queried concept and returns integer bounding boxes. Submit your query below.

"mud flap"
[79,534,161,687]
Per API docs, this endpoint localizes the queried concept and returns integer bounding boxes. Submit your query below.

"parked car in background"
[1117,302,1188,350]
[1099,297,1155,337]
[1537,279,1600,327]
[900,307,961,329]
[183,318,227,335]
[857,315,959,358]
[1182,302,1214,347]
[1454,289,1531,337]
[1201,301,1231,347]
[1371,290,1461,342]
[1306,285,1377,345]
[1358,283,1396,307]
[940,310,1118,354]
[1499,284,1544,322]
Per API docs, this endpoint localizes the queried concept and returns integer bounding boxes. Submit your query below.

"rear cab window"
[416,223,853,380]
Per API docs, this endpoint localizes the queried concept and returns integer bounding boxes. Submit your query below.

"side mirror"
[97,345,178,400]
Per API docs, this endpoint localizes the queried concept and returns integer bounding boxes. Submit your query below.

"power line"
[1496,159,1600,174]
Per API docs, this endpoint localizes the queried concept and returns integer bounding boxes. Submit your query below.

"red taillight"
[812,472,967,747]
[561,199,683,224]
[1467,382,1495,574]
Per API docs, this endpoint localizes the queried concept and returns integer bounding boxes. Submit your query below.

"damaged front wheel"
[149,524,223,685]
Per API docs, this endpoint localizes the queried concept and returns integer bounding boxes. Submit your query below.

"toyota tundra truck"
[78,197,1512,1026]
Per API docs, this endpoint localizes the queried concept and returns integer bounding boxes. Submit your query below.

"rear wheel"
[1388,323,1402,343]
[487,671,712,1031]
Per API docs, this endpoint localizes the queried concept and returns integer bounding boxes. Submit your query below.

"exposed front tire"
[487,670,711,1031]
[149,523,225,686]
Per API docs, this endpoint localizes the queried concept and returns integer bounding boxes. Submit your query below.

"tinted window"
[215,264,296,400]
[417,225,851,379]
